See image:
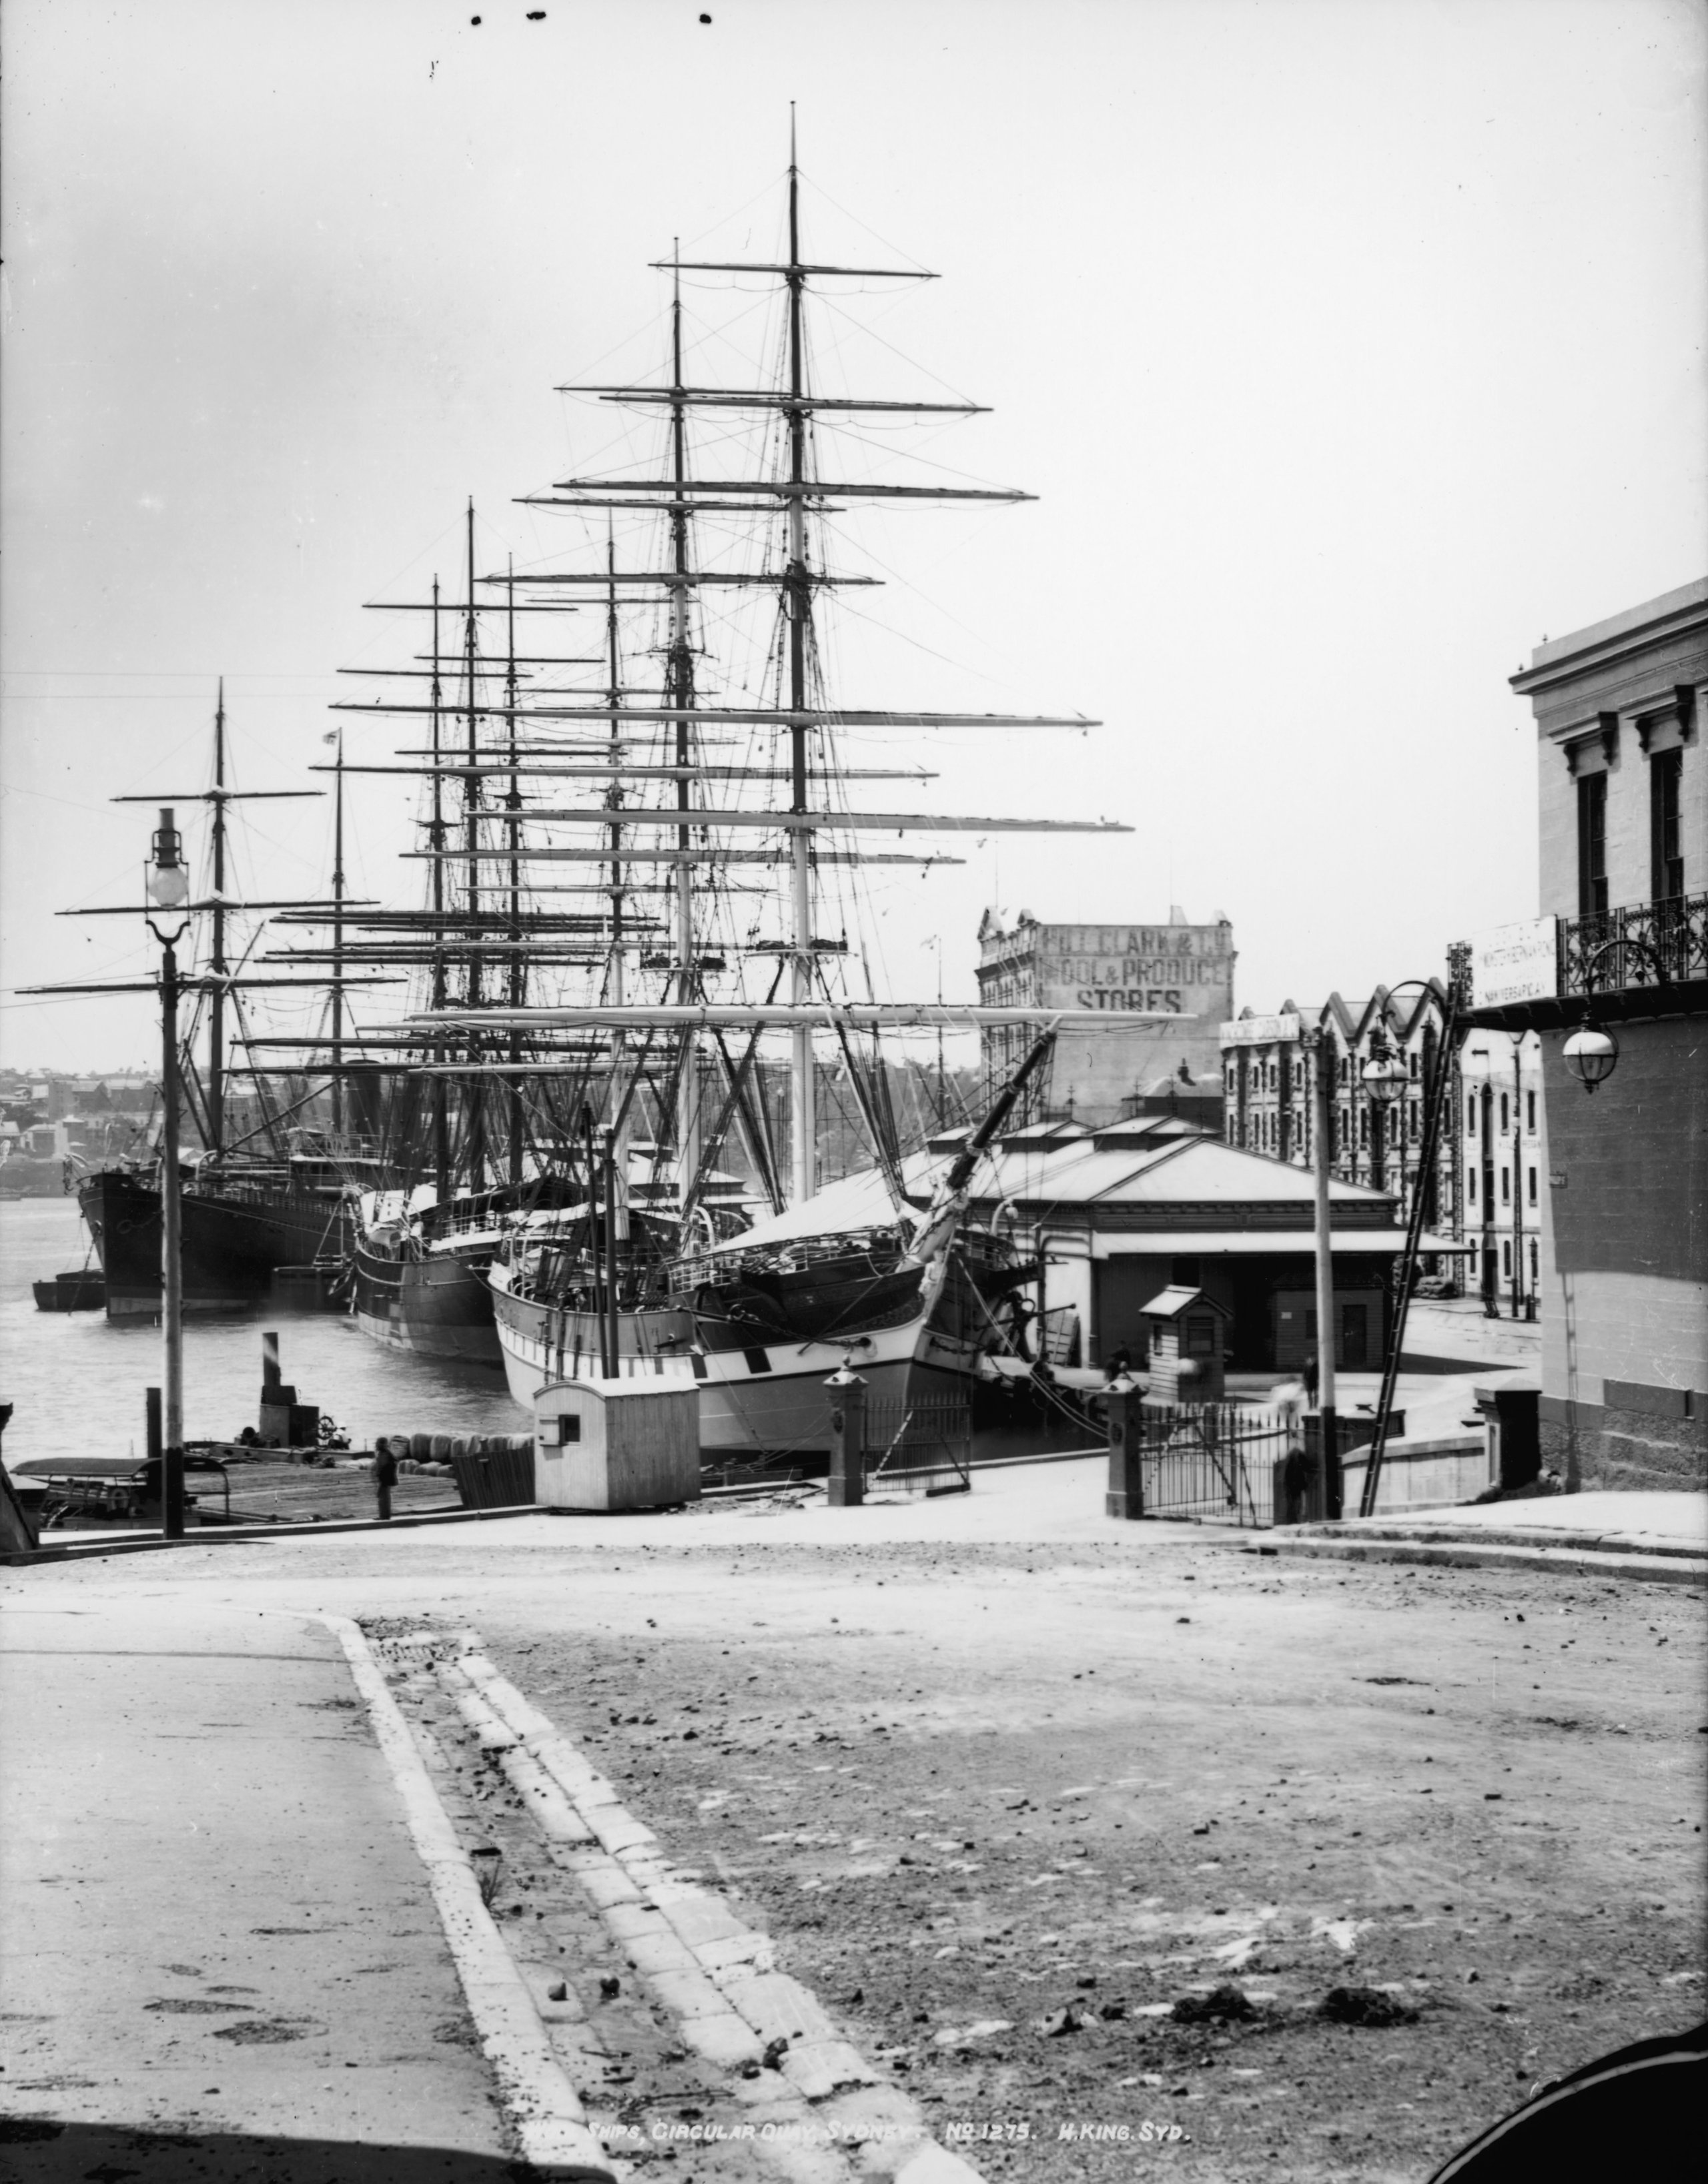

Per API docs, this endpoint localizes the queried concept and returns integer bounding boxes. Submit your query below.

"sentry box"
[532,1378,701,1512]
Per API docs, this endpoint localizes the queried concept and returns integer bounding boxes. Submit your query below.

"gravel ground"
[11,1514,1702,2181]
[462,1534,1705,2182]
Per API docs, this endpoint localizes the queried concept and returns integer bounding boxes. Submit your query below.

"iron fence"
[1136,1402,1290,1527]
[1560,890,1707,995]
[863,1396,973,1498]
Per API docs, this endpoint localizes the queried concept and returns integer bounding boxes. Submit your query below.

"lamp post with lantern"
[1561,932,1669,1093]
[145,810,192,1537]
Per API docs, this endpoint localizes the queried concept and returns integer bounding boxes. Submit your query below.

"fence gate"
[1137,1402,1288,1528]
[863,1396,973,1498]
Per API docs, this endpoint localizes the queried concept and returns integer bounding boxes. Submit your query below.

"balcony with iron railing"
[1559,890,1707,998]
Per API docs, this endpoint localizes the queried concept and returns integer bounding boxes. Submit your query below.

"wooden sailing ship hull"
[79,1168,352,1319]
[490,1245,1090,1457]
[488,1257,933,1449]
[352,1235,505,1366]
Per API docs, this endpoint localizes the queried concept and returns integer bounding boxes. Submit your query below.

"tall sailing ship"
[372,135,1158,1454]
[37,693,369,1316]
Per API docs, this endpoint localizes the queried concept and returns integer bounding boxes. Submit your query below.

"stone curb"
[3,1502,538,1566]
[322,1617,617,2183]
[1265,1536,1707,1588]
[440,1649,986,2184]
[1283,1519,1706,1560]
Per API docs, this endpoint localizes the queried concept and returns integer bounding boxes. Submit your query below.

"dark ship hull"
[32,1269,107,1313]
[352,1237,504,1366]
[79,1168,354,1319]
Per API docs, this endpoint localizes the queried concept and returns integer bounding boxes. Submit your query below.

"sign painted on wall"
[1219,1013,1302,1047]
[1470,917,1558,1009]
[1038,927,1234,1021]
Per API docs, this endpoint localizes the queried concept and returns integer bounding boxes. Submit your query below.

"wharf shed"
[952,1115,1450,1374]
[706,1117,1455,1379]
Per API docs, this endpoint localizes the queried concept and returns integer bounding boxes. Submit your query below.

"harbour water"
[0,1199,529,1472]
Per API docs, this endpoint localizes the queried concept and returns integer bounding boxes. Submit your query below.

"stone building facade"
[977,909,1234,1129]
[1457,1030,1545,1315]
[1466,576,1707,1489]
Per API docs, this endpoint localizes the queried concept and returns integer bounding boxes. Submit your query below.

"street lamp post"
[1308,1027,1340,1519]
[145,810,191,1538]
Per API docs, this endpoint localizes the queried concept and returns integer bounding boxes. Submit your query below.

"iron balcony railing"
[1560,890,1707,997]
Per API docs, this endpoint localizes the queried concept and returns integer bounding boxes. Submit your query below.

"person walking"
[1303,1349,1320,1408]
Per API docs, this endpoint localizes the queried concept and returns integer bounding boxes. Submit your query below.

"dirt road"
[7,1513,1702,2181]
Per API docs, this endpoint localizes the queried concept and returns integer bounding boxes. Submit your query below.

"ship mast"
[504,558,525,1186]
[604,532,630,1245]
[208,679,228,1155]
[330,722,345,1141]
[784,111,816,1204]
[430,576,451,1202]
[668,243,703,1205]
[462,499,485,1191]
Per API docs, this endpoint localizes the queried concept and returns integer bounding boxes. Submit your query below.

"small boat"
[31,1269,107,1313]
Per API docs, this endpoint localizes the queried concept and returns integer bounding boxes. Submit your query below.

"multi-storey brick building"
[1221,985,1455,1203]
[1220,995,1544,1305]
[977,909,1234,1129]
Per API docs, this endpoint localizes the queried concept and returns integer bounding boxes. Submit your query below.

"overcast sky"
[3,0,1703,1075]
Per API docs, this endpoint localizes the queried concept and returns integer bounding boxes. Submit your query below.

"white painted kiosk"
[532,1378,701,1512]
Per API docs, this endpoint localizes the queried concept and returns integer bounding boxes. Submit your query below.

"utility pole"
[1511,1035,1524,1319]
[1310,1029,1340,1519]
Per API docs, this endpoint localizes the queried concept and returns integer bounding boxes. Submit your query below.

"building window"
[1359,1107,1369,1148]
[1468,1166,1476,1202]
[1651,747,1684,900]
[1527,1091,1537,1132]
[1577,770,1608,919]
[1502,1240,1511,1278]
[1500,1093,1509,1133]
[1528,1166,1537,1204]
[1501,1167,1511,1204]
[1467,1095,1476,1135]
